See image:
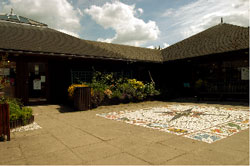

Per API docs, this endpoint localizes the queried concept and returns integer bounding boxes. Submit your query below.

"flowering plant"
[128,79,144,89]
[0,54,9,91]
[104,89,112,98]
[67,84,89,98]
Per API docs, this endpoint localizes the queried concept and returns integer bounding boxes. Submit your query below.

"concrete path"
[0,101,249,165]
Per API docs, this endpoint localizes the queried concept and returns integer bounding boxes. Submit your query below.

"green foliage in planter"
[69,71,161,108]
[0,97,33,124]
[20,107,33,125]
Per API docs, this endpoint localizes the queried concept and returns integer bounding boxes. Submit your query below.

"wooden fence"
[0,104,10,141]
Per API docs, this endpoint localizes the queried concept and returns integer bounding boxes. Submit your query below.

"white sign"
[241,67,249,80]
[33,79,41,90]
[0,68,3,75]
[3,68,10,76]
[0,68,10,75]
[41,76,46,82]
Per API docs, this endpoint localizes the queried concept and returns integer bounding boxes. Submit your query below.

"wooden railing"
[0,104,10,141]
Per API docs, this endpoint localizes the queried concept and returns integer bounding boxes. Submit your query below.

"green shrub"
[0,97,33,123]
[70,71,161,107]
[91,89,105,108]
[20,107,33,125]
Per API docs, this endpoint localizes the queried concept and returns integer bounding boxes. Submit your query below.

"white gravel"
[11,122,42,133]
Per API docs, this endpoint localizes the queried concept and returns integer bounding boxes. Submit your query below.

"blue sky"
[0,0,249,48]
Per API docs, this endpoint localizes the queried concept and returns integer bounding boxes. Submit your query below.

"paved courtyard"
[0,101,249,165]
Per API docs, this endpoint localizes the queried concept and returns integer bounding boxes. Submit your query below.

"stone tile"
[106,135,151,151]
[0,147,23,164]
[162,153,214,165]
[50,127,102,148]
[159,135,210,152]
[88,152,150,165]
[228,129,249,141]
[35,116,67,129]
[4,158,27,165]
[236,157,250,165]
[0,138,20,149]
[126,143,186,165]
[26,149,82,165]
[82,125,130,141]
[188,147,249,165]
[2,103,248,165]
[18,134,67,158]
[209,131,249,153]
[72,142,122,163]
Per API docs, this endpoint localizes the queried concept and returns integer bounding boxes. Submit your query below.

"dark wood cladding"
[0,104,10,141]
[16,57,29,105]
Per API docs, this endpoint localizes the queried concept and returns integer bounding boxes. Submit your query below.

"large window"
[0,55,16,98]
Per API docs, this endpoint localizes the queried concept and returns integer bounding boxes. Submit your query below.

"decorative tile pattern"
[96,105,249,143]
[184,132,225,143]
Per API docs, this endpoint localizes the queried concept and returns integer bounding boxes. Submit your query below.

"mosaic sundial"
[97,105,249,143]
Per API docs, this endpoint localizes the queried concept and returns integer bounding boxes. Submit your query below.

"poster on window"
[241,67,249,80]
[41,76,46,82]
[0,68,10,75]
[3,68,10,76]
[33,79,41,90]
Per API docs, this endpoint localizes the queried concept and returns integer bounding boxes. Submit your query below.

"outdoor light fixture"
[35,64,39,75]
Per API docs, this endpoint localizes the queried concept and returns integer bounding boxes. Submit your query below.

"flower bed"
[68,71,161,109]
[1,97,34,128]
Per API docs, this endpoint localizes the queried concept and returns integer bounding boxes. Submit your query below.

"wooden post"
[0,104,10,141]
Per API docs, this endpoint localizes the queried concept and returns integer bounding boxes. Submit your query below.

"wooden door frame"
[16,56,49,105]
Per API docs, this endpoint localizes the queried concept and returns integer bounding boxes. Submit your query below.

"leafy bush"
[91,89,105,108]
[0,97,33,124]
[68,71,161,108]
[20,107,33,125]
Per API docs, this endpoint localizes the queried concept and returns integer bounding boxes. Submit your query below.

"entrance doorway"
[28,63,48,104]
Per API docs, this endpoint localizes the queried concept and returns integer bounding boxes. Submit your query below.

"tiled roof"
[161,23,249,61]
[0,21,162,62]
[0,20,248,63]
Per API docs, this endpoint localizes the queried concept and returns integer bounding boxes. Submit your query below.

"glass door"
[28,63,48,103]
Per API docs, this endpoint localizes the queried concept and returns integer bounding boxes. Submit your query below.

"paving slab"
[0,147,24,164]
[158,135,210,152]
[124,142,186,165]
[72,142,122,163]
[0,101,248,165]
[18,134,67,158]
[25,149,83,165]
[49,127,102,148]
[183,147,249,165]
[3,158,27,165]
[88,152,150,165]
